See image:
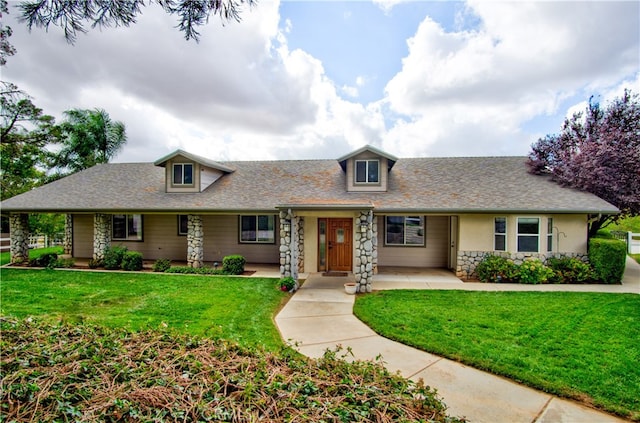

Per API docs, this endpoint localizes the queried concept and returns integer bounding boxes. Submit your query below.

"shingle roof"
[0,156,618,214]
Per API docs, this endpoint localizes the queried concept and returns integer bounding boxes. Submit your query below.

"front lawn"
[0,268,288,351]
[354,290,640,421]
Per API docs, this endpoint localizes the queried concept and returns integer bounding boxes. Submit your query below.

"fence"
[611,231,640,254]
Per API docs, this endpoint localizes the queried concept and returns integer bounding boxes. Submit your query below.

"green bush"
[152,258,171,273]
[28,252,58,268]
[280,276,296,292]
[589,238,627,283]
[103,246,128,270]
[475,254,518,283]
[547,257,594,284]
[88,258,103,269]
[165,266,222,275]
[121,251,143,271]
[52,257,75,268]
[223,255,246,275]
[517,259,555,284]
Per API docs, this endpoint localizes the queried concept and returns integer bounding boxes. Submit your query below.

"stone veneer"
[9,213,29,264]
[354,210,376,293]
[63,214,73,255]
[93,213,111,261]
[187,215,204,268]
[456,250,590,279]
[279,211,304,279]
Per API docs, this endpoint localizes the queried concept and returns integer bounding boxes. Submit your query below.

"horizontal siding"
[377,216,448,267]
[203,215,279,263]
[114,214,187,260]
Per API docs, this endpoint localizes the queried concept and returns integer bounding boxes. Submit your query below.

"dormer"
[337,145,397,192]
[154,149,234,193]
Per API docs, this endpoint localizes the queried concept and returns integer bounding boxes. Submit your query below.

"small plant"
[103,246,128,270]
[222,255,245,275]
[121,251,143,271]
[165,266,223,275]
[53,258,75,269]
[88,258,103,269]
[547,257,594,284]
[475,254,517,283]
[28,252,58,268]
[279,276,296,292]
[152,258,171,273]
[517,259,555,284]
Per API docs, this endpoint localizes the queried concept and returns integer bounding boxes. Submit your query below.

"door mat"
[322,272,348,277]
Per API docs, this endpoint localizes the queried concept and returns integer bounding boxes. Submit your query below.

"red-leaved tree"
[528,89,640,237]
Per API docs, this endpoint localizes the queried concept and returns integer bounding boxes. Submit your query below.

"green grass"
[0,246,63,266]
[354,290,640,421]
[0,268,288,350]
[608,215,640,233]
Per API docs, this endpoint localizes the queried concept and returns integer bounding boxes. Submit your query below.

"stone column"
[296,217,305,274]
[9,213,29,264]
[187,214,204,268]
[63,214,73,255]
[279,210,292,278]
[93,213,111,261]
[354,210,374,293]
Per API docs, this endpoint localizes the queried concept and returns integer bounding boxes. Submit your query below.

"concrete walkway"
[275,258,639,422]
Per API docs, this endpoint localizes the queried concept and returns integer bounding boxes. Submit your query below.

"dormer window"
[173,163,193,185]
[355,159,379,184]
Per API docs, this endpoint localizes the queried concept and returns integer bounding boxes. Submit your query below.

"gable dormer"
[337,145,397,192]
[154,149,234,193]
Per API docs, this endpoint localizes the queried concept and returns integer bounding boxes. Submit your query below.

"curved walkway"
[275,257,638,423]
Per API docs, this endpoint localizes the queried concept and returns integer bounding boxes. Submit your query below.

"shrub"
[280,276,296,292]
[121,251,143,271]
[103,246,128,270]
[165,266,223,275]
[517,259,555,284]
[475,254,518,283]
[547,257,594,284]
[52,257,75,269]
[223,255,245,275]
[589,238,627,283]
[28,252,58,268]
[152,258,171,273]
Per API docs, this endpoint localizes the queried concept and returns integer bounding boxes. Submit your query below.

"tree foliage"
[17,0,256,44]
[528,90,640,236]
[0,0,17,66]
[52,108,127,175]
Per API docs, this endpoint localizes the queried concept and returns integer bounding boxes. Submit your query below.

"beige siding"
[303,217,319,273]
[72,214,93,258]
[113,214,187,260]
[345,153,389,192]
[202,215,279,263]
[458,215,494,251]
[377,215,448,267]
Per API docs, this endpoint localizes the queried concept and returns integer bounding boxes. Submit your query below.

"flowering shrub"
[547,257,594,283]
[518,259,555,284]
[279,276,296,292]
[475,255,518,283]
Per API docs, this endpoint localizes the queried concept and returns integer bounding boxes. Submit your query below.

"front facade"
[1,146,618,292]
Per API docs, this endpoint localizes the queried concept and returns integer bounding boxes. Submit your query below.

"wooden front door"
[327,218,352,272]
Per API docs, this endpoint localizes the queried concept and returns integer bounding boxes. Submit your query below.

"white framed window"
[494,217,507,251]
[172,163,194,185]
[385,216,425,246]
[355,159,379,184]
[178,215,188,236]
[517,217,539,253]
[547,218,554,252]
[112,214,143,241]
[240,215,275,243]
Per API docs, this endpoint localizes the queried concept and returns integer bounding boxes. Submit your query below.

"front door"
[327,218,352,272]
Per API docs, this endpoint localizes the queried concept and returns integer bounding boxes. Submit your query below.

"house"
[1,145,618,292]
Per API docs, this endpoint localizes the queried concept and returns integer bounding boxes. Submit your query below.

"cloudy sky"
[3,0,639,162]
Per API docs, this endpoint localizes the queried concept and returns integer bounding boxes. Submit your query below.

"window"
[385,216,425,246]
[240,215,275,243]
[355,159,379,183]
[494,217,507,251]
[112,214,143,241]
[517,217,539,252]
[178,215,188,236]
[547,218,554,252]
[173,163,193,185]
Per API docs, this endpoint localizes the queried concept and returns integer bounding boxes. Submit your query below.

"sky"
[2,0,639,163]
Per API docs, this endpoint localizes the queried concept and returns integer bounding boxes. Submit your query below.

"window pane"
[495,234,506,251]
[257,215,274,242]
[495,217,506,234]
[405,216,424,245]
[241,216,256,242]
[518,236,538,252]
[173,164,182,184]
[355,161,367,183]
[183,164,193,184]
[518,218,539,234]
[179,215,188,235]
[386,216,404,245]
[368,160,379,183]
[113,214,126,239]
